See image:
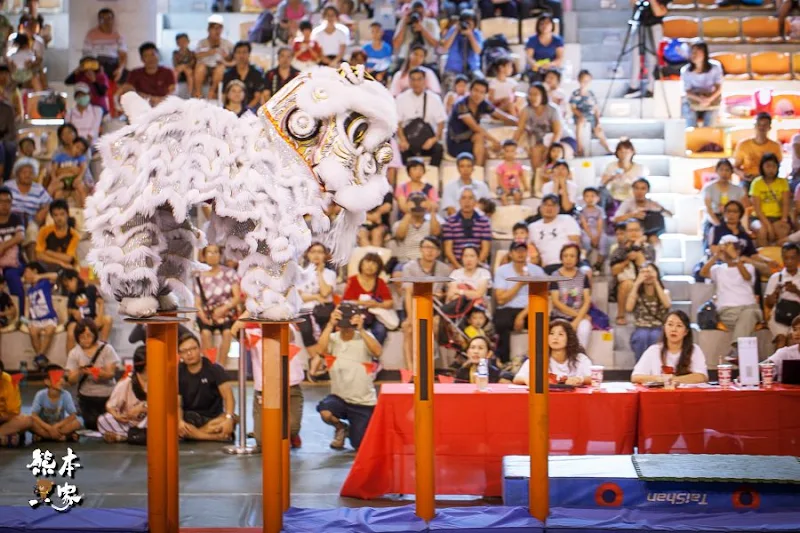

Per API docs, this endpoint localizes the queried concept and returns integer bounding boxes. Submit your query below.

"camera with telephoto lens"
[459,11,474,30]
[337,302,361,328]
[629,244,643,253]
[409,12,421,24]
[635,0,650,7]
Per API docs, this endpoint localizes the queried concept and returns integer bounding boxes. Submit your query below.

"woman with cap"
[97,345,148,444]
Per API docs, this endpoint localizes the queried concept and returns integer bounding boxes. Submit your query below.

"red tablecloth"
[637,385,800,456]
[340,383,638,499]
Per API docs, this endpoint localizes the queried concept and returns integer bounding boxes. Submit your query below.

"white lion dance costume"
[85,65,396,318]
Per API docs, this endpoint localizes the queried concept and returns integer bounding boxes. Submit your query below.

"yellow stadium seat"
[670,0,696,9]
[772,92,800,117]
[777,128,800,146]
[685,127,726,158]
[750,51,792,80]
[695,0,718,8]
[728,126,756,153]
[741,16,782,42]
[710,52,750,79]
[701,16,741,42]
[663,16,700,39]
[793,53,800,79]
[480,17,520,45]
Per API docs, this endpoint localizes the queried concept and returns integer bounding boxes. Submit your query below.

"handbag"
[127,426,147,445]
[368,307,400,330]
[688,93,721,112]
[643,210,666,236]
[402,92,436,153]
[697,299,720,330]
[774,273,800,326]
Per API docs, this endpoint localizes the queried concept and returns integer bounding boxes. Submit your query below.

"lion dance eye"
[344,113,368,147]
[286,109,320,141]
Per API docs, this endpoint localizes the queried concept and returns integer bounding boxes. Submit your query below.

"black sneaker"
[644,90,654,98]
[716,0,739,7]
[623,87,641,99]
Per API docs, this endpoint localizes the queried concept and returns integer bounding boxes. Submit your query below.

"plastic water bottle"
[476,358,489,392]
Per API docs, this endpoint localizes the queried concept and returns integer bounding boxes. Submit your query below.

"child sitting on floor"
[30,364,81,442]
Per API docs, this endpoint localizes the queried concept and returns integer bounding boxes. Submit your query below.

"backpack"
[696,299,720,330]
[481,34,513,78]
[663,39,689,65]
[248,10,274,44]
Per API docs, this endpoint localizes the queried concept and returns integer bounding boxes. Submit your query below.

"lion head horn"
[121,92,152,124]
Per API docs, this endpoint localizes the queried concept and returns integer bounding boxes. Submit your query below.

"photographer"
[441,10,484,85]
[316,304,382,451]
[392,0,440,74]
[609,218,655,326]
[623,0,670,99]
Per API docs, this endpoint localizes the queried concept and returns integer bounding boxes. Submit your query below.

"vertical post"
[260,323,283,533]
[413,283,435,521]
[527,282,550,522]
[164,323,179,533]
[280,324,291,512]
[145,323,169,533]
[223,330,258,455]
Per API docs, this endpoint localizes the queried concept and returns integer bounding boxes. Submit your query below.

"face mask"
[76,95,91,107]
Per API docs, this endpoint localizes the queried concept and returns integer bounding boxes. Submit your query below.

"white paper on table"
[601,382,636,391]
[737,337,760,387]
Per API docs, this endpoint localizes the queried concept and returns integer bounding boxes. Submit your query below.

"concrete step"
[662,275,696,302]
[672,300,692,317]
[589,154,671,177]
[600,119,664,140]
[581,45,633,64]
[581,61,632,82]
[659,258,687,276]
[572,0,630,11]
[566,27,627,45]
[659,234,684,260]
[576,9,632,28]
[591,138,665,156]
[647,175,672,194]
[600,97,658,119]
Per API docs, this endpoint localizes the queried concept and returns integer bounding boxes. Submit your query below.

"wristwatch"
[225,413,234,420]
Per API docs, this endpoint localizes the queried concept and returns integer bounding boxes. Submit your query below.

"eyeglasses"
[178,345,199,356]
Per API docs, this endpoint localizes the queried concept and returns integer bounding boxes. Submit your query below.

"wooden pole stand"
[389,275,452,522]
[508,276,566,523]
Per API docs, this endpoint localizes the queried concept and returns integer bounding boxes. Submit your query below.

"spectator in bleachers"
[750,153,792,247]
[97,345,147,443]
[613,177,672,246]
[442,187,493,268]
[609,218,655,326]
[264,47,300,102]
[48,136,89,207]
[396,160,440,215]
[514,83,565,170]
[117,43,176,107]
[193,15,234,100]
[395,189,442,270]
[580,187,609,271]
[495,139,526,205]
[441,153,491,216]
[700,235,761,359]
[65,56,111,114]
[0,2,11,58]
[30,364,81,442]
[765,243,800,349]
[316,305,382,450]
[442,0,476,18]
[622,0,666,99]
[222,80,249,117]
[0,187,23,311]
[0,82,16,182]
[400,236,451,369]
[391,44,442,97]
[296,242,336,350]
[396,0,439,17]
[791,132,800,187]
[528,194,580,271]
[489,58,518,118]
[544,69,569,119]
[61,269,112,353]
[172,34,196,97]
[396,68,446,167]
[513,319,592,385]
[0,358,31,446]
[342,253,393,344]
[765,316,800,379]
[23,1,51,46]
[363,22,392,82]
[313,5,350,67]
[82,8,128,84]
[212,0,234,12]
[195,244,241,369]
[447,80,517,166]
[8,34,44,91]
[8,158,50,262]
[0,64,23,122]
[275,0,313,43]
[570,70,612,157]
[541,160,576,215]
[702,160,748,246]
[680,41,722,128]
[733,112,782,193]
[495,241,547,364]
[631,310,708,384]
[444,75,468,115]
[23,262,58,370]
[447,244,491,303]
[177,333,237,442]
[7,14,45,65]
[549,243,592,348]
[708,200,757,257]
[358,192,393,247]
[441,10,484,84]
[223,41,266,109]
[36,200,79,274]
[480,0,519,18]
[292,21,323,71]
[509,222,542,267]
[523,14,563,82]
[392,0,440,73]
[626,262,670,362]
[600,139,648,207]
[65,83,104,143]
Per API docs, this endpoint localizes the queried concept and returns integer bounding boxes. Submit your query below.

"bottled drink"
[476,357,489,392]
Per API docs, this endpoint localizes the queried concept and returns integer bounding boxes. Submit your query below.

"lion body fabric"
[85,65,396,319]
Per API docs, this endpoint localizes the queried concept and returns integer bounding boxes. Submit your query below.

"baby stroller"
[433,297,497,367]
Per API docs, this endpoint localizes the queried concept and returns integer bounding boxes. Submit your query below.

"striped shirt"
[442,211,492,263]
[82,27,127,60]
[6,180,51,222]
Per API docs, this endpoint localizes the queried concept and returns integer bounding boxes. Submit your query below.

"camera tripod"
[601,0,672,120]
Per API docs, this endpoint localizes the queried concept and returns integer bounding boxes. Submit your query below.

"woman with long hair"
[631,310,708,384]
[550,243,592,348]
[626,262,671,361]
[194,244,241,368]
[390,44,441,97]
[513,319,592,386]
[513,82,563,170]
[342,253,394,344]
[97,345,148,443]
[455,336,505,384]
[680,41,723,127]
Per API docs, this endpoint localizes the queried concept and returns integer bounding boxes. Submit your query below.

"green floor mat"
[632,454,800,484]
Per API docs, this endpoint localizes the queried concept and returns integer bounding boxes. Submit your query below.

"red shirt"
[292,40,322,63]
[127,66,176,97]
[343,275,391,303]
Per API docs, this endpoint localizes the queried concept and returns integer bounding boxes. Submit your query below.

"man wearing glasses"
[177,334,237,441]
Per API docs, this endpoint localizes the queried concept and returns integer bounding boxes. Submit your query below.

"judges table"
[637,385,800,456]
[340,383,639,499]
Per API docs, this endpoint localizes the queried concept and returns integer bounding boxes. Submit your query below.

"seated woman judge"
[455,336,509,384]
[631,310,709,384]
[513,319,593,386]
[97,345,148,444]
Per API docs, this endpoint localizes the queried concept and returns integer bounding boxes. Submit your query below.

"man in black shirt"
[222,41,265,109]
[177,334,237,441]
[624,0,670,99]
[263,47,299,103]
